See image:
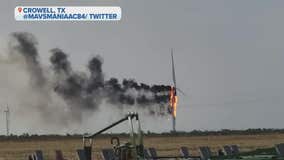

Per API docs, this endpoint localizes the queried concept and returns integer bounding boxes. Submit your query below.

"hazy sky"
[0,1,284,134]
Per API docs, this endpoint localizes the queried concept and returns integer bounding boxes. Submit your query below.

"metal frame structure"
[83,112,144,160]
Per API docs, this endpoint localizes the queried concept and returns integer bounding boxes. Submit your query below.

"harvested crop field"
[0,133,284,160]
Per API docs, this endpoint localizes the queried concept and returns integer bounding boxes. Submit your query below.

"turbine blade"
[171,48,177,89]
[176,88,186,96]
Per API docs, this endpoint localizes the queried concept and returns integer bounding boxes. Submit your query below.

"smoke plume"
[0,32,171,132]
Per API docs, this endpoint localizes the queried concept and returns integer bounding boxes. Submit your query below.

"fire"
[169,86,178,118]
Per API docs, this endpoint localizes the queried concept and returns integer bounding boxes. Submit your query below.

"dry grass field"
[0,133,283,160]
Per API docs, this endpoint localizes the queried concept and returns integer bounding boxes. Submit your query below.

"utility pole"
[4,106,10,136]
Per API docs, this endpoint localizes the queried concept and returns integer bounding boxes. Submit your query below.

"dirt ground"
[0,133,283,160]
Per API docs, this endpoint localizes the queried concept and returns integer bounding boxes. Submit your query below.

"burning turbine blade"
[173,95,178,118]
[170,49,178,118]
[169,86,178,118]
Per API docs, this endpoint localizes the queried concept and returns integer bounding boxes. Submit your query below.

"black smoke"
[50,48,71,75]
[10,32,171,119]
[10,32,46,88]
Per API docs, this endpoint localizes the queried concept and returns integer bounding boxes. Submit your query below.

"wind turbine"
[169,48,186,132]
[170,48,178,132]
[4,105,10,136]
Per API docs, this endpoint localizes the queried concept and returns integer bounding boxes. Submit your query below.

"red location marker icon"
[18,7,22,13]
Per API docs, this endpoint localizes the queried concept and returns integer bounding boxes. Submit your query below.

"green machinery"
[83,112,145,160]
[81,112,284,160]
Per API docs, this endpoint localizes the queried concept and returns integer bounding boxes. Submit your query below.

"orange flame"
[169,86,178,118]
